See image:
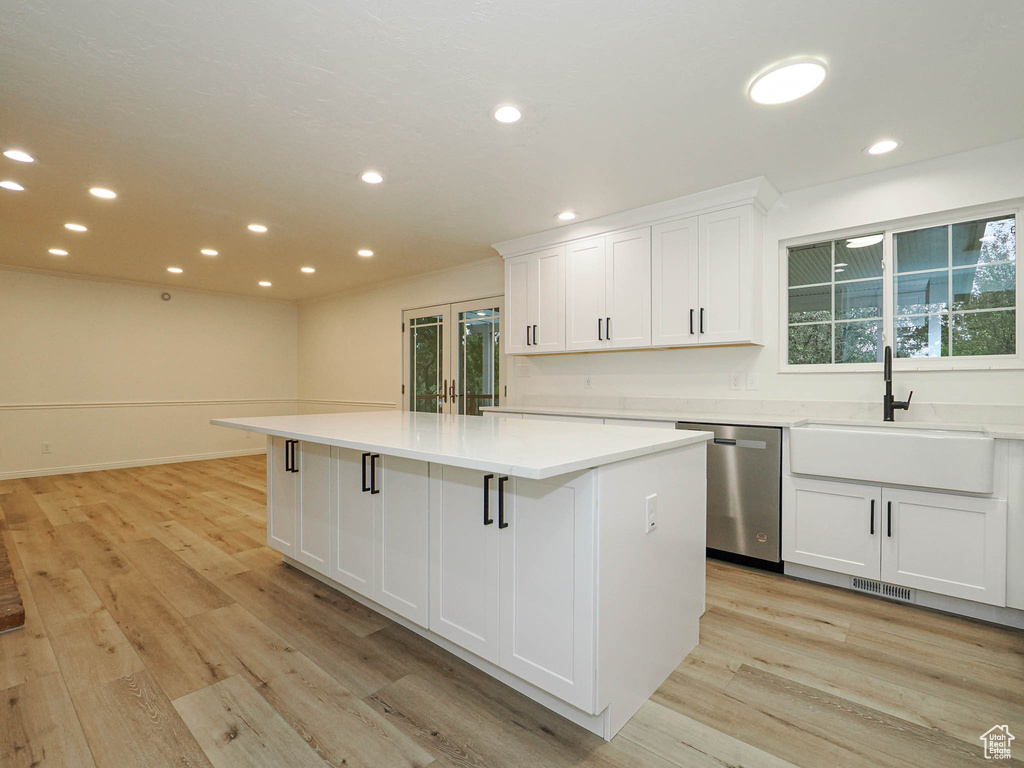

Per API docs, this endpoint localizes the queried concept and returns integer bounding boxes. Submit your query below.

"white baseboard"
[0,448,267,481]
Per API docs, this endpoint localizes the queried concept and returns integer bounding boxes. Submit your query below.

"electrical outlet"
[584,375,593,389]
[730,372,744,391]
[746,372,760,391]
[41,442,52,454]
[645,494,658,534]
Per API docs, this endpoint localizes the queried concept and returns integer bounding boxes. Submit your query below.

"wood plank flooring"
[0,527,26,632]
[0,456,1021,767]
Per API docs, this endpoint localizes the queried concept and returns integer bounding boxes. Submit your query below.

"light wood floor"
[1,456,1021,768]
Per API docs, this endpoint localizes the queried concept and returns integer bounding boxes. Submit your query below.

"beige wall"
[0,269,298,477]
[298,259,504,411]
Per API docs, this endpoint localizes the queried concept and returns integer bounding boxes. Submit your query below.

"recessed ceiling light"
[49,248,68,256]
[89,187,117,199]
[0,180,24,191]
[357,249,374,257]
[248,223,268,233]
[360,171,384,184]
[866,139,899,155]
[492,104,522,123]
[300,266,315,273]
[200,248,219,256]
[556,211,578,221]
[846,234,884,248]
[65,223,87,232]
[258,280,272,287]
[3,149,34,163]
[748,58,827,105]
[167,266,183,273]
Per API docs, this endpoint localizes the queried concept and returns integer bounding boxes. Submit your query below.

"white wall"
[0,269,298,477]
[515,138,1024,412]
[298,259,504,411]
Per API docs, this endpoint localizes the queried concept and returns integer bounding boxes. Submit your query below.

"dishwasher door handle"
[713,437,768,449]
[713,438,737,446]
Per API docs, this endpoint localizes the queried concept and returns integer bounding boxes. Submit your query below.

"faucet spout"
[882,345,912,421]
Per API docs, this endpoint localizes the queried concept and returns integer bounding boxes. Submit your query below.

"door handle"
[699,308,705,334]
[606,317,611,340]
[450,381,457,401]
[887,501,892,537]
[526,325,531,346]
[483,474,494,525]
[441,379,447,404]
[870,499,875,535]
[361,452,371,492]
[498,476,509,529]
[598,318,603,341]
[532,324,538,345]
[690,308,695,335]
[284,440,293,472]
[370,454,380,495]
[289,440,299,473]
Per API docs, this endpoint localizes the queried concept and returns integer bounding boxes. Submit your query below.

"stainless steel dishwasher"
[676,422,782,569]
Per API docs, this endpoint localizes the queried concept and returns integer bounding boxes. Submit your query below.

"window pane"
[896,270,949,315]
[835,320,883,363]
[895,314,948,358]
[789,323,831,364]
[835,235,883,281]
[895,225,948,273]
[788,242,831,287]
[952,216,1016,267]
[952,263,1016,311]
[951,310,1016,356]
[835,279,883,320]
[409,317,443,412]
[789,284,831,323]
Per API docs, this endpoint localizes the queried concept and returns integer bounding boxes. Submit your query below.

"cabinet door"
[504,255,531,355]
[782,477,881,578]
[429,466,500,662]
[267,436,297,556]
[881,488,1007,606]
[605,228,651,349]
[697,206,752,345]
[565,236,609,351]
[374,456,431,626]
[295,441,331,574]
[651,217,699,347]
[532,246,566,352]
[498,475,595,712]
[331,449,375,596]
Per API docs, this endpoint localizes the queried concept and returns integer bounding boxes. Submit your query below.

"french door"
[403,298,504,416]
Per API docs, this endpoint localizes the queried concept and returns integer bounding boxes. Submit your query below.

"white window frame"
[780,201,1023,373]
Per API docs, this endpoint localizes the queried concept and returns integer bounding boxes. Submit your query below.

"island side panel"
[595,442,707,738]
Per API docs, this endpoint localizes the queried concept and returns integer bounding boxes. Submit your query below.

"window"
[785,210,1018,367]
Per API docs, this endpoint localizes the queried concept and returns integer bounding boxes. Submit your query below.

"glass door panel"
[453,302,502,416]
[404,306,448,414]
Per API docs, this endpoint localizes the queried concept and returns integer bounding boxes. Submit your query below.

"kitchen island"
[212,411,710,739]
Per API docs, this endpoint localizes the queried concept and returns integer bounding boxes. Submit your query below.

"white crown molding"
[491,176,780,258]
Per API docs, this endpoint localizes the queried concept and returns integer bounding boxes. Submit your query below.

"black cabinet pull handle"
[370,454,380,494]
[597,317,603,341]
[606,317,611,340]
[699,308,705,334]
[361,452,370,492]
[288,440,299,473]
[483,474,494,525]
[526,325,531,346]
[870,499,875,535]
[887,501,892,537]
[498,476,509,529]
[532,324,537,345]
[284,440,292,472]
[690,308,695,335]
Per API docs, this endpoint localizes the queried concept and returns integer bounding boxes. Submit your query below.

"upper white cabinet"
[498,178,776,356]
[505,246,565,354]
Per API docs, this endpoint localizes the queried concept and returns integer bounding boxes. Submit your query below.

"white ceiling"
[2,0,1023,301]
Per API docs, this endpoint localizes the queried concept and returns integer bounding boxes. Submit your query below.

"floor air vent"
[850,577,915,603]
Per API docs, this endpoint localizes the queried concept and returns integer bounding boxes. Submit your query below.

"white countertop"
[211,412,712,479]
[482,406,1024,440]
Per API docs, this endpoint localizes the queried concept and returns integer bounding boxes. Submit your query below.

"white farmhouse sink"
[789,424,995,494]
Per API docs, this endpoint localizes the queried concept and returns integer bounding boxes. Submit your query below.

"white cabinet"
[498,475,595,711]
[373,455,431,626]
[296,441,331,573]
[783,477,881,579]
[652,206,760,347]
[331,448,375,594]
[784,476,1008,606]
[267,436,298,556]
[881,488,1006,606]
[429,466,500,661]
[505,247,565,354]
[605,229,652,349]
[565,236,609,351]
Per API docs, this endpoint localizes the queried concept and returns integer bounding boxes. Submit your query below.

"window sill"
[781,356,1024,374]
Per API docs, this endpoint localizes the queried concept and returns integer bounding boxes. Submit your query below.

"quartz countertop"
[482,406,1024,440]
[211,412,712,480]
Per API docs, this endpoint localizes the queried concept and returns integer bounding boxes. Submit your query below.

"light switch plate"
[746,372,760,390]
[730,372,744,391]
[645,494,658,534]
